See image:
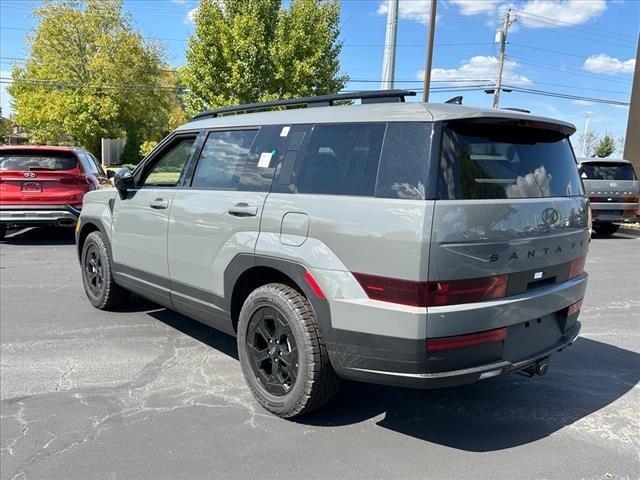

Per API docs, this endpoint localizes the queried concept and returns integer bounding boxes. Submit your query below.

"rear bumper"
[0,204,81,227]
[336,322,580,389]
[590,202,638,222]
[328,273,587,389]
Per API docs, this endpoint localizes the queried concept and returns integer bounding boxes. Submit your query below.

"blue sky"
[1,0,638,152]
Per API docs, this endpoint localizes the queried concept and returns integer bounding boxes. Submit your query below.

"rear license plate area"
[503,315,563,362]
[21,181,42,192]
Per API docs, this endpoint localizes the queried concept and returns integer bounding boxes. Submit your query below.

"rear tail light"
[568,256,586,279]
[427,275,508,306]
[352,273,508,307]
[622,197,639,203]
[624,209,638,216]
[426,327,507,352]
[564,298,583,317]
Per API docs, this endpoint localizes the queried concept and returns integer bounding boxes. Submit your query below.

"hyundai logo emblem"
[541,207,559,225]
[609,182,618,187]
[23,171,37,178]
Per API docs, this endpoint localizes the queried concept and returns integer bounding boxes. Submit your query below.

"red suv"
[0,145,108,239]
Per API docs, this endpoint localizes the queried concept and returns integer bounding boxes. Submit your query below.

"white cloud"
[449,0,502,16]
[0,70,13,116]
[583,54,635,75]
[572,99,595,106]
[450,0,607,28]
[171,0,189,4]
[417,55,531,85]
[185,6,198,23]
[377,0,435,24]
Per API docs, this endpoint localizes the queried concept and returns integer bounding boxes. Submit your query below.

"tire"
[237,283,339,418]
[592,222,619,237]
[81,231,129,309]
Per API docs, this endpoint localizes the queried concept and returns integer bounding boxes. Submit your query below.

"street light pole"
[581,111,593,157]
[493,9,516,109]
[422,0,438,102]
[381,0,399,90]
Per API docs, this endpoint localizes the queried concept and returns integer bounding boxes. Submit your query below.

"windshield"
[0,153,78,171]
[438,121,584,199]
[579,162,637,181]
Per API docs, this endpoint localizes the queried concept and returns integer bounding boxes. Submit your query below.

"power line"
[510,9,637,41]
[502,84,630,106]
[509,43,637,65]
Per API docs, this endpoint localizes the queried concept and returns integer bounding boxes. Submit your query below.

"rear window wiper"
[27,167,59,170]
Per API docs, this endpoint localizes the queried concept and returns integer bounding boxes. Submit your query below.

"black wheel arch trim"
[76,217,112,262]
[224,254,333,342]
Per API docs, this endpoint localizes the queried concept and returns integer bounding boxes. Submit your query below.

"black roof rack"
[190,90,416,121]
[501,107,531,113]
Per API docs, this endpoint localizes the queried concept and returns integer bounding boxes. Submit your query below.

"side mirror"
[113,168,134,193]
[106,169,116,180]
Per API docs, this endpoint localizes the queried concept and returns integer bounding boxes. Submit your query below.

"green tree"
[8,0,183,158]
[595,133,616,158]
[180,0,347,114]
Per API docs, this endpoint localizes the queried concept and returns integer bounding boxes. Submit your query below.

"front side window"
[191,130,258,189]
[580,162,637,181]
[142,138,195,187]
[294,123,385,196]
[439,121,584,199]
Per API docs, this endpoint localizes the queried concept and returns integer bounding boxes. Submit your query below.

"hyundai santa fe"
[0,145,108,239]
[76,90,590,418]
[577,157,639,237]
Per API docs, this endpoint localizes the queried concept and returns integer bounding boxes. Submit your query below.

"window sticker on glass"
[258,151,274,168]
[280,126,291,137]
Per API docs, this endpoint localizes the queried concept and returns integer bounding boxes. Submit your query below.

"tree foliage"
[8,0,185,159]
[180,0,347,114]
[595,133,616,158]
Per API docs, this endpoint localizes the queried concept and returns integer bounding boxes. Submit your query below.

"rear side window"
[0,153,78,171]
[191,130,258,189]
[238,125,284,192]
[295,123,385,196]
[580,162,637,181]
[376,123,432,200]
[438,121,584,199]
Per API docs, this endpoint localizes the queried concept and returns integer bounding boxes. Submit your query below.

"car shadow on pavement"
[1,227,76,245]
[124,300,639,452]
[301,337,640,452]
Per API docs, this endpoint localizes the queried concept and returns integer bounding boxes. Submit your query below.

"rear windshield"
[438,121,584,199]
[579,162,637,181]
[0,153,78,171]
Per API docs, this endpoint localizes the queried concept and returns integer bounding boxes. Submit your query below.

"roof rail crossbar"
[190,90,416,121]
[501,107,531,113]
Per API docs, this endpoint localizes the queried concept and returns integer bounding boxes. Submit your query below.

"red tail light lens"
[565,298,583,317]
[427,275,508,306]
[352,273,427,307]
[426,327,507,352]
[568,256,586,280]
[352,273,508,307]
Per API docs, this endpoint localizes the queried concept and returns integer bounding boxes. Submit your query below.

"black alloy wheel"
[247,306,299,396]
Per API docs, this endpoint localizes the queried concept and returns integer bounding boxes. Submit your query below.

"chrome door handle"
[149,199,169,209]
[228,203,258,217]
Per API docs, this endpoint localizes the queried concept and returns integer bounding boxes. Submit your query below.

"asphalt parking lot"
[0,227,638,480]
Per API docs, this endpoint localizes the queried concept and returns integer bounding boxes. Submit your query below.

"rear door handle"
[228,203,258,217]
[149,198,169,210]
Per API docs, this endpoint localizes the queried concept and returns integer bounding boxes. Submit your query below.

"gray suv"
[577,157,639,236]
[76,90,589,418]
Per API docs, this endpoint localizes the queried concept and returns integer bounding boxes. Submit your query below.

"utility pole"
[493,9,516,108]
[381,0,399,90]
[422,0,438,102]
[581,111,593,157]
[623,35,639,173]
